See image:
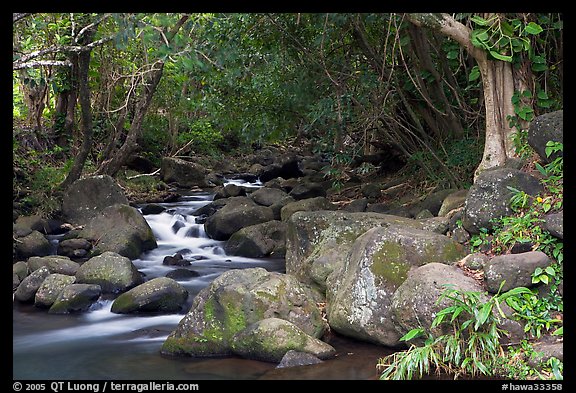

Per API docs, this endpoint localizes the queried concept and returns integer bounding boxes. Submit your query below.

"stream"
[13,179,390,380]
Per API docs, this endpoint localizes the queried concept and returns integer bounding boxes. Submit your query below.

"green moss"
[422,240,465,264]
[110,293,135,313]
[370,242,410,286]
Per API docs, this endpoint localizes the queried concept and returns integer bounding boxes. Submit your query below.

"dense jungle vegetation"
[13,12,563,380]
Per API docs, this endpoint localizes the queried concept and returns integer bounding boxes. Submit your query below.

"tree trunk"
[95,14,189,176]
[96,61,165,176]
[59,31,96,190]
[407,13,530,181]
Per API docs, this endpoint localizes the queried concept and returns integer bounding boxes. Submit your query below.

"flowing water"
[13,180,391,380]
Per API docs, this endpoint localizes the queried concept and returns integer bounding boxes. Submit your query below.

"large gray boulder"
[390,263,487,342]
[161,268,326,357]
[34,273,76,308]
[484,251,552,293]
[462,168,543,234]
[527,110,563,163]
[111,277,188,314]
[326,225,466,346]
[14,266,51,303]
[48,284,102,314]
[13,230,52,259]
[224,221,287,258]
[543,211,563,240]
[62,175,129,225]
[160,157,208,188]
[249,187,291,207]
[74,204,157,259]
[230,318,336,363]
[27,255,80,276]
[75,251,143,294]
[285,211,453,291]
[438,189,468,217]
[204,201,274,241]
[280,197,337,221]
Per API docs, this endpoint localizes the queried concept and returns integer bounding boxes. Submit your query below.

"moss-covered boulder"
[48,283,102,314]
[161,267,326,357]
[75,204,157,259]
[326,225,466,347]
[75,251,143,294]
[285,211,452,292]
[230,318,336,363]
[34,273,76,308]
[111,277,188,314]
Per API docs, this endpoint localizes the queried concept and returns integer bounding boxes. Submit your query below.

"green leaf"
[535,162,548,177]
[446,50,458,60]
[489,50,513,62]
[468,66,480,82]
[533,267,543,276]
[552,326,563,336]
[537,90,549,100]
[532,63,548,72]
[470,16,490,26]
[545,266,556,276]
[474,303,493,330]
[525,22,544,35]
[400,328,425,342]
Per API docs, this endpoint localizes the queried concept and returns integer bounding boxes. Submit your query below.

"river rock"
[57,238,92,259]
[14,266,51,303]
[62,175,129,225]
[288,182,326,200]
[462,168,544,234]
[224,221,287,258]
[527,110,563,163]
[285,211,454,292]
[160,157,208,188]
[13,261,29,281]
[74,204,157,259]
[34,273,76,308]
[111,277,188,314]
[204,201,274,241]
[484,251,552,293]
[390,263,487,342]
[276,350,324,368]
[249,187,291,207]
[437,189,468,217]
[280,197,337,221]
[75,251,143,293]
[48,283,102,314]
[542,211,563,240]
[230,318,336,363]
[27,255,81,275]
[13,230,52,259]
[161,267,326,357]
[326,225,466,346]
[14,215,51,234]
